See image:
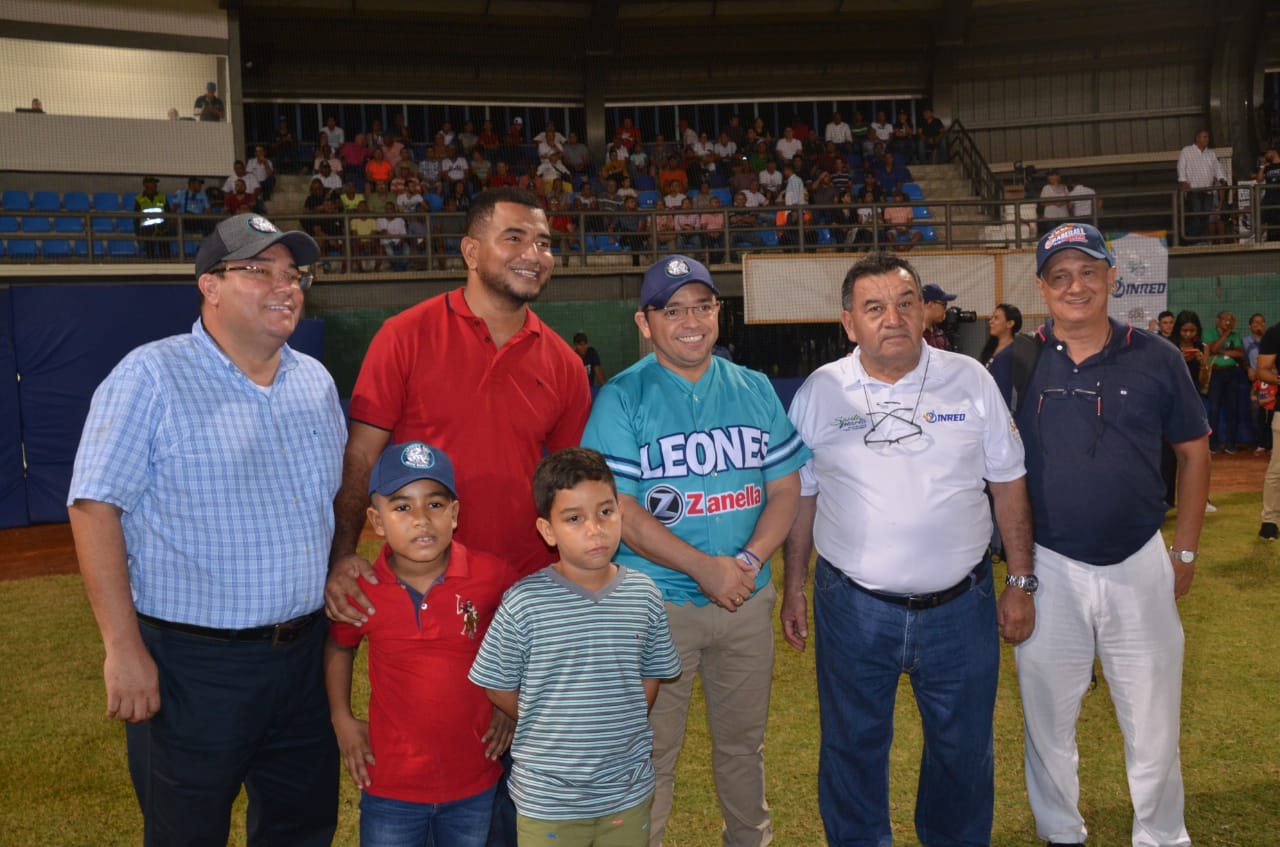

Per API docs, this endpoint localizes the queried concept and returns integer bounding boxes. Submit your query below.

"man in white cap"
[581,254,810,847]
[68,213,345,845]
[1014,222,1209,847]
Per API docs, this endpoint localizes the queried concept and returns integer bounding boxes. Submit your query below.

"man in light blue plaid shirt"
[68,213,347,846]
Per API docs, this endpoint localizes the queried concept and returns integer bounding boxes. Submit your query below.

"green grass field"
[2,492,1276,846]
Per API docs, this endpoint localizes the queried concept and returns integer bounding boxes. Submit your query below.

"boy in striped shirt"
[470,448,681,846]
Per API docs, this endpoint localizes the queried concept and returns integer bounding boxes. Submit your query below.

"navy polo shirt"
[1016,319,1209,565]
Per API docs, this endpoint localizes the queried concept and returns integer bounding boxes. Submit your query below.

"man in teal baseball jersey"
[581,254,810,847]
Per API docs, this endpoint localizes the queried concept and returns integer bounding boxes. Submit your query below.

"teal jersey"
[582,354,811,605]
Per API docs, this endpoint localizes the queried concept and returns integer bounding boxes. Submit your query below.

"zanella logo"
[922,410,966,423]
[644,483,763,526]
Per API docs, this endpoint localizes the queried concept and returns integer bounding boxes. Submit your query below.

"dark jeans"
[1257,406,1275,449]
[813,557,998,847]
[126,615,337,847]
[1183,189,1216,241]
[1207,366,1244,450]
[485,752,517,846]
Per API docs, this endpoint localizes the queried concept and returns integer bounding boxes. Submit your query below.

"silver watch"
[1005,573,1039,595]
[1169,549,1197,565]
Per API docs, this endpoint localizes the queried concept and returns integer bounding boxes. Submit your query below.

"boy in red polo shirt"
[324,441,512,847]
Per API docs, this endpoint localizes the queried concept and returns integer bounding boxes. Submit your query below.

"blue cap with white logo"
[368,441,457,499]
[1036,223,1114,276]
[640,254,720,309]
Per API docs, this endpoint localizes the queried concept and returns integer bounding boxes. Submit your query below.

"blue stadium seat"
[816,228,834,245]
[637,191,660,210]
[32,191,60,212]
[901,183,925,201]
[913,205,932,219]
[596,235,625,252]
[2,190,30,211]
[915,226,939,242]
[63,192,91,212]
[425,193,443,212]
[55,216,85,234]
[121,191,137,210]
[6,239,39,259]
[0,216,19,234]
[759,230,780,247]
[107,237,138,258]
[687,189,699,199]
[43,239,73,258]
[711,189,733,206]
[92,192,120,211]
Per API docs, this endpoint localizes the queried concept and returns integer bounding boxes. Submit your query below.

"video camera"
[943,306,977,330]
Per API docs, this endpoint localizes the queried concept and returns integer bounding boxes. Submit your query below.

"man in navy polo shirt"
[1013,223,1210,847]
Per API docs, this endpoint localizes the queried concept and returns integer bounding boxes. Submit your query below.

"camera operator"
[922,284,978,352]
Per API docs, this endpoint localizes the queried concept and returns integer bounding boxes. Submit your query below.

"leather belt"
[137,611,321,646]
[836,558,989,611]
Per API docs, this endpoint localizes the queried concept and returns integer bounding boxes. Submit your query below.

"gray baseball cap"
[194,213,319,279]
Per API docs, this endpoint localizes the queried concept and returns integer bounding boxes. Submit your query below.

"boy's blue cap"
[641,254,719,309]
[369,441,456,498]
[1036,223,1114,276]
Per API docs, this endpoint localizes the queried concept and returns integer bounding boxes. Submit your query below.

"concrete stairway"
[263,173,315,232]
[906,163,994,247]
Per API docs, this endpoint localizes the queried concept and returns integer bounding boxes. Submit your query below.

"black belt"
[835,558,989,611]
[137,611,321,646]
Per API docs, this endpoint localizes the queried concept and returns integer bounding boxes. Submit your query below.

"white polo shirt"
[788,344,1025,593]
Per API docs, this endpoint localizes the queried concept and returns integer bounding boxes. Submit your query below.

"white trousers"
[1015,530,1191,847]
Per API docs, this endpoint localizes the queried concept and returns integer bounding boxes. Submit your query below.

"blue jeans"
[361,783,497,847]
[1207,366,1244,450]
[813,557,998,847]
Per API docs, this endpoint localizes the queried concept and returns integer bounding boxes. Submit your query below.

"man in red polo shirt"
[326,188,590,847]
[326,186,590,609]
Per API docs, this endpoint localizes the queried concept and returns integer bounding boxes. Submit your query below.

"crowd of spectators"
[276,109,947,268]
[0,105,958,265]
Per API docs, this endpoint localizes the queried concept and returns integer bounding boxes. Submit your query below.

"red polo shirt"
[349,288,591,578]
[330,541,508,803]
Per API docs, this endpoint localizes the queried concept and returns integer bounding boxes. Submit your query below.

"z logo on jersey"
[645,482,763,527]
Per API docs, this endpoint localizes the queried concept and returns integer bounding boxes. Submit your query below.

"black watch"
[1005,573,1039,596]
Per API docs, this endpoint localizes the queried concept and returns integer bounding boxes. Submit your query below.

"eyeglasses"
[1035,383,1105,454]
[214,264,313,290]
[646,302,720,322]
[863,407,923,447]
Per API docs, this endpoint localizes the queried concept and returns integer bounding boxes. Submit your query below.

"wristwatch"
[1005,573,1039,595]
[1169,549,1197,565]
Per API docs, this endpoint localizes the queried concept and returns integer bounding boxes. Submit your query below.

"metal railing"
[2,188,1276,272]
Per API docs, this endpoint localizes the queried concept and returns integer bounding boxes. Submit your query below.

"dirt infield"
[2,452,1268,581]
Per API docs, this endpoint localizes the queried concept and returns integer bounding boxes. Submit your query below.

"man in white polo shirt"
[783,251,1036,847]
[1176,128,1227,241]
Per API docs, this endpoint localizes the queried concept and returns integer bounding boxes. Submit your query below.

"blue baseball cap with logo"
[640,254,720,309]
[369,441,457,499]
[1036,223,1114,276]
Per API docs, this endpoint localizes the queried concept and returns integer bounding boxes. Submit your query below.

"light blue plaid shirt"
[69,319,346,628]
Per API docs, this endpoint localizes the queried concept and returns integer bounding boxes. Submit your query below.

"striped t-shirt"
[469,565,681,820]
